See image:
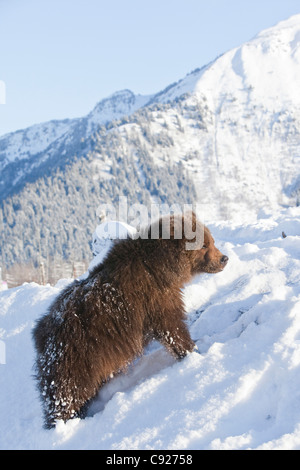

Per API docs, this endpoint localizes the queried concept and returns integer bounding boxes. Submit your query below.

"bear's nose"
[220,255,229,265]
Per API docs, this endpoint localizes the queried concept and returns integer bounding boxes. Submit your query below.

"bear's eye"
[202,244,208,249]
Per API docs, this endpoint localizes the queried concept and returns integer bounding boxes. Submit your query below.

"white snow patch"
[1,207,300,449]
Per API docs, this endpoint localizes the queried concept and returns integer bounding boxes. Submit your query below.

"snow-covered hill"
[0,89,150,167]
[147,13,300,219]
[0,90,152,199]
[1,14,300,214]
[2,15,300,449]
[1,206,300,449]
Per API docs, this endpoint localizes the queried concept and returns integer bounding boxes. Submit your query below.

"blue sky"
[0,0,300,136]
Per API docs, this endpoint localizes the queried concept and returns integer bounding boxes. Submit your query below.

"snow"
[0,281,7,291]
[146,14,300,220]
[89,220,137,270]
[1,13,300,451]
[0,89,152,172]
[2,15,300,225]
[1,206,300,450]
[86,90,153,135]
[155,14,300,108]
[0,120,74,167]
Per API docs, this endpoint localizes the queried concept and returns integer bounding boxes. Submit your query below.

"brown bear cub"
[32,212,228,428]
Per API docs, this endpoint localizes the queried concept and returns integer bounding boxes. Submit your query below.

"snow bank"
[1,207,300,450]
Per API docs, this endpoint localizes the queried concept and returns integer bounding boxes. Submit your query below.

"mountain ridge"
[1,14,300,266]
[0,89,154,199]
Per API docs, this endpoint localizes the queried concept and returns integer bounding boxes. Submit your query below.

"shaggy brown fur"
[32,212,228,428]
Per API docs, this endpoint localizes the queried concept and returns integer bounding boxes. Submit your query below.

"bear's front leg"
[156,321,195,360]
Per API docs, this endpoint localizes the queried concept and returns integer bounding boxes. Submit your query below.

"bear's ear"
[182,212,205,250]
[182,211,197,232]
[147,211,203,246]
[169,214,185,240]
[147,214,184,240]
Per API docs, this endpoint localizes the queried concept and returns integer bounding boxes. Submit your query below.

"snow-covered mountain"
[1,14,300,209]
[1,14,300,266]
[0,90,152,198]
[0,89,151,167]
[146,13,300,220]
[2,15,300,449]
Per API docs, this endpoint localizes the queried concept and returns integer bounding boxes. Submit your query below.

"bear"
[32,212,228,428]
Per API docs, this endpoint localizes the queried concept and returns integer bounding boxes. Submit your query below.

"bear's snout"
[220,255,229,266]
